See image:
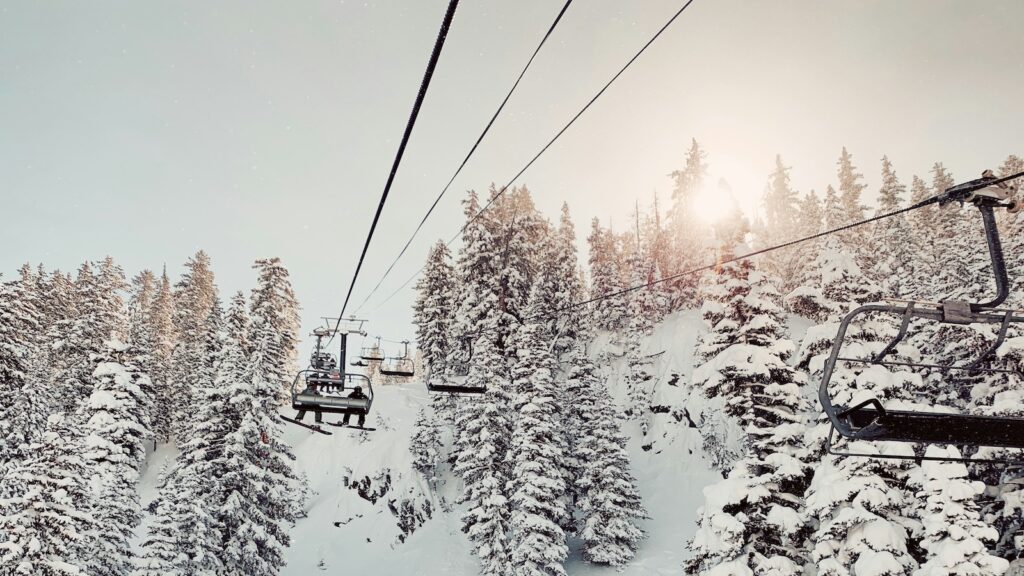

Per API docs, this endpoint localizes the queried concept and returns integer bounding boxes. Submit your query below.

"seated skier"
[341,386,368,428]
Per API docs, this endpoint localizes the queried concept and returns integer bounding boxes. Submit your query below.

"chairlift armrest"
[837,398,886,419]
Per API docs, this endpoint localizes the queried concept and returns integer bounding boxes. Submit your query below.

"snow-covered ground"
[137,309,812,575]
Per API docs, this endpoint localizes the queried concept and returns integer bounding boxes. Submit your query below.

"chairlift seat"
[293,392,370,414]
[426,375,485,394]
[837,403,1024,449]
[380,358,415,377]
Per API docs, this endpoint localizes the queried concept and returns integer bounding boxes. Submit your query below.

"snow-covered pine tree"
[587,218,627,332]
[410,406,442,481]
[0,272,44,466]
[647,193,675,318]
[219,327,299,576]
[798,189,824,238]
[929,163,962,301]
[667,138,710,306]
[623,225,658,432]
[795,244,922,576]
[80,339,152,576]
[759,155,804,295]
[128,270,159,438]
[836,147,868,251]
[687,245,810,576]
[572,343,646,566]
[906,174,940,293]
[57,258,129,416]
[169,251,218,439]
[691,208,752,470]
[508,286,568,576]
[137,299,236,576]
[249,257,301,401]
[147,267,176,442]
[134,482,187,576]
[0,414,96,576]
[414,240,456,377]
[542,203,587,359]
[867,156,916,298]
[454,333,513,576]
[226,290,252,355]
[913,446,1008,576]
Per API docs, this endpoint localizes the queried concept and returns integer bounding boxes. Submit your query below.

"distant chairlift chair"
[426,335,486,394]
[819,173,1024,461]
[379,340,416,378]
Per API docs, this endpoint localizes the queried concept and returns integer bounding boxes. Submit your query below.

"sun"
[690,180,736,224]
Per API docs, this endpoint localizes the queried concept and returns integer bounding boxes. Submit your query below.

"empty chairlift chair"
[379,341,416,377]
[426,335,486,394]
[819,173,1024,460]
[360,337,385,361]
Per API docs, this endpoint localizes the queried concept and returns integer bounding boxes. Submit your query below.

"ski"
[280,415,333,435]
[325,422,376,432]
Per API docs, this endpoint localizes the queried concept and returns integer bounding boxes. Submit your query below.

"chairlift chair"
[379,340,416,377]
[426,335,486,394]
[819,173,1024,461]
[359,336,386,361]
[283,318,373,431]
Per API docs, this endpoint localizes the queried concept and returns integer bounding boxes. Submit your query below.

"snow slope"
[138,309,815,575]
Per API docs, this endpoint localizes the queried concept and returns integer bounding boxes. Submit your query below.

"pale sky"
[2,1,1022,352]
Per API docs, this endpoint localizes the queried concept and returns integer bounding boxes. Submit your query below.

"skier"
[341,386,368,428]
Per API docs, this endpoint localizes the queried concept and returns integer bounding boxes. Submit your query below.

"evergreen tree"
[0,414,96,576]
[687,253,810,576]
[454,334,513,576]
[0,274,44,465]
[170,251,218,438]
[226,290,252,355]
[450,190,500,365]
[414,240,456,376]
[868,156,916,297]
[56,258,128,416]
[760,155,804,294]
[624,241,657,432]
[836,147,868,250]
[795,247,921,576]
[148,267,176,442]
[410,406,442,481]
[587,218,627,332]
[219,328,299,576]
[508,288,568,576]
[128,270,158,437]
[80,340,152,576]
[929,163,962,300]
[914,446,1008,576]
[137,300,237,576]
[667,138,711,304]
[573,345,646,566]
[249,257,301,401]
[542,203,587,358]
[134,481,187,576]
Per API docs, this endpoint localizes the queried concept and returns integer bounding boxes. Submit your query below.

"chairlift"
[359,336,385,361]
[819,173,1024,461]
[379,340,416,377]
[426,335,486,394]
[281,318,373,434]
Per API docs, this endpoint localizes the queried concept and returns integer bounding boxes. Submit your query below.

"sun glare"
[690,181,735,224]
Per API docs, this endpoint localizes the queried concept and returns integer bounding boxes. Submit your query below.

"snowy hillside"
[133,309,775,576]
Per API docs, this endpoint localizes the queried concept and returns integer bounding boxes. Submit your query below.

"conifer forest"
[3,2,1024,576]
